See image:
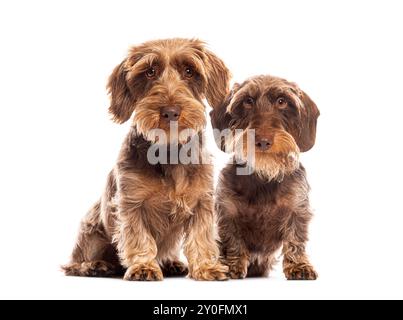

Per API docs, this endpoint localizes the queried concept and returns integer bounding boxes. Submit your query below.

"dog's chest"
[236,201,286,253]
[232,178,303,254]
[146,165,211,218]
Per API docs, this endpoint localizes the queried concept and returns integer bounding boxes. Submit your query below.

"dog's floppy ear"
[107,59,136,124]
[210,89,233,131]
[293,90,320,152]
[203,49,231,109]
[209,84,239,152]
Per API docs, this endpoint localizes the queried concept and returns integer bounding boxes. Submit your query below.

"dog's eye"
[184,67,194,78]
[244,97,254,107]
[276,97,287,106]
[145,67,156,79]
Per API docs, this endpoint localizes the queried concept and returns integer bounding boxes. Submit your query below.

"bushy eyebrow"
[172,51,207,80]
[264,87,290,98]
[129,53,162,76]
[226,88,252,113]
[264,87,304,112]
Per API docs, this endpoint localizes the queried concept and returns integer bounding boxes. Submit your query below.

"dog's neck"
[118,127,204,177]
[224,162,304,204]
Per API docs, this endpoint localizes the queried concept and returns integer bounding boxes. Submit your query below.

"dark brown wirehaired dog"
[63,38,231,281]
[210,75,319,280]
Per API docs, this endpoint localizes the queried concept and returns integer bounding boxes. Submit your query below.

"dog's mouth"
[157,119,195,133]
[233,129,300,180]
[133,100,206,144]
[250,152,300,181]
[135,119,203,145]
[255,151,300,167]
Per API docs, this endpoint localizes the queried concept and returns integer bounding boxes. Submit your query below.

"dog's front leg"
[116,204,163,281]
[218,213,249,279]
[282,210,317,280]
[184,196,228,281]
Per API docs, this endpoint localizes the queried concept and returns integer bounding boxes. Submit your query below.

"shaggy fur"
[63,38,231,281]
[210,75,319,280]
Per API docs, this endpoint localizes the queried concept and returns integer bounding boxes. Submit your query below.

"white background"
[1,0,402,300]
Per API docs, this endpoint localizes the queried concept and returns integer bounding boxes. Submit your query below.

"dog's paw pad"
[190,263,229,281]
[228,269,247,279]
[227,264,248,279]
[124,263,163,281]
[285,264,317,280]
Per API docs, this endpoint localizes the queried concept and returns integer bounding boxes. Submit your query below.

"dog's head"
[211,75,319,180]
[107,38,230,142]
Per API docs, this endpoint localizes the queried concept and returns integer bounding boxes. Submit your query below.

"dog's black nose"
[256,138,272,151]
[161,106,181,121]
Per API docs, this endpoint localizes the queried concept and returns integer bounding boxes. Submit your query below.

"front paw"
[225,261,248,279]
[284,264,317,280]
[190,263,229,281]
[124,262,163,281]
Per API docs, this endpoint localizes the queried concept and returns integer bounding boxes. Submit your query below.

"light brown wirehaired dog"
[63,38,230,281]
[210,75,319,280]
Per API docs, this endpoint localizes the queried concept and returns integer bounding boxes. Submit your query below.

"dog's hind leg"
[62,200,122,277]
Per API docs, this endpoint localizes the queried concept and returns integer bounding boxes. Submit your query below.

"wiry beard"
[135,123,203,146]
[253,152,300,182]
[235,129,300,182]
